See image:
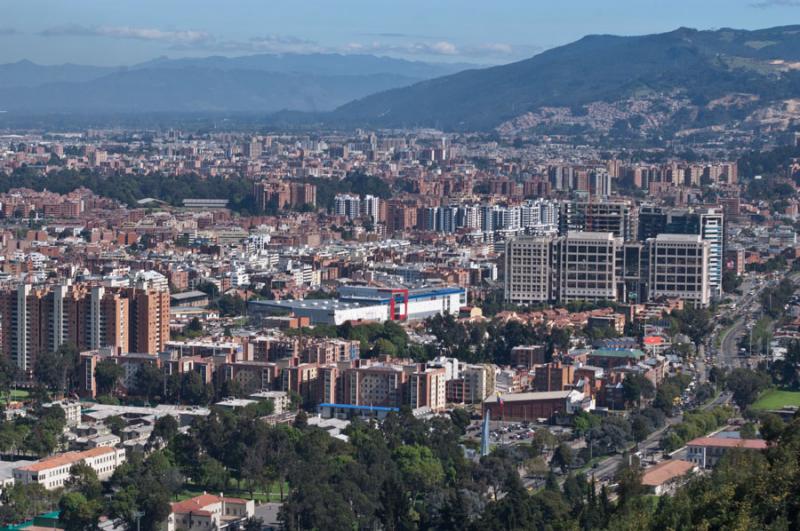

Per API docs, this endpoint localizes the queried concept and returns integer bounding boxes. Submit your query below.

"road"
[715,276,765,369]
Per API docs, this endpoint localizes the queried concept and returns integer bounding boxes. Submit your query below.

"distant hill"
[330,26,800,134]
[0,54,477,114]
[0,59,118,89]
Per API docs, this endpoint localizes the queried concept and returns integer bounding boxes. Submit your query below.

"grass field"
[752,389,800,410]
[0,389,30,404]
[177,481,288,503]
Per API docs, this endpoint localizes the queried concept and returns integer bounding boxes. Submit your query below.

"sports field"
[752,389,800,410]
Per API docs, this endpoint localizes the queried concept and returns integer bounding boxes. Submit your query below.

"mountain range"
[0,54,477,114]
[3,26,800,137]
[331,26,800,134]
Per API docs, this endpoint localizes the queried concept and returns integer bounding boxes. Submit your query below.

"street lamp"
[133,510,144,531]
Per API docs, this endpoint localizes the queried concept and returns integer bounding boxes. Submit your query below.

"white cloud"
[209,35,325,54]
[40,25,212,44]
[342,40,460,56]
[749,0,800,7]
[38,23,530,62]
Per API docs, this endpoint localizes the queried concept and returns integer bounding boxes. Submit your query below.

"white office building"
[647,234,710,307]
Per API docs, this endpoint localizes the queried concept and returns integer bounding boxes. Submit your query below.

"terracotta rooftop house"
[13,447,126,490]
[686,437,768,469]
[641,459,697,495]
[166,493,255,531]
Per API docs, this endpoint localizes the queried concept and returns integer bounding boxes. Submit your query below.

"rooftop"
[654,233,704,243]
[590,348,646,359]
[15,447,117,473]
[687,437,767,449]
[484,390,573,404]
[641,459,696,486]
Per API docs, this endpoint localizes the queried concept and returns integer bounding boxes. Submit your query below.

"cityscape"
[1,2,800,530]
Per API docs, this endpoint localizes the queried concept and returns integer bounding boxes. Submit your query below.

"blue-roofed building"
[249,284,466,325]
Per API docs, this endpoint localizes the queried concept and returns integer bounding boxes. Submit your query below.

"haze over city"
[0,2,800,531]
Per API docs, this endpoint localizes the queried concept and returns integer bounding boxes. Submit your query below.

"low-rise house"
[165,493,255,531]
[641,459,697,495]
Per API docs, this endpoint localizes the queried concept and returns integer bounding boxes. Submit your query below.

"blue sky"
[2,0,800,65]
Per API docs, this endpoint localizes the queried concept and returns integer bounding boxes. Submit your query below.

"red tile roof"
[15,447,117,473]
[686,437,767,449]
[641,459,695,486]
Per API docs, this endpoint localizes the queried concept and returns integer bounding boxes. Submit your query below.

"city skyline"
[2,0,800,65]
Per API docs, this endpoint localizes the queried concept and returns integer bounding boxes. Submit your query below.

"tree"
[552,443,574,473]
[131,363,165,402]
[372,338,398,357]
[622,374,655,408]
[197,456,229,491]
[243,517,265,531]
[759,413,785,442]
[94,360,125,396]
[33,343,80,394]
[0,356,19,401]
[740,422,758,439]
[722,271,743,294]
[59,492,101,531]
[0,483,57,525]
[393,444,444,495]
[66,462,102,500]
[148,415,179,450]
[614,457,644,507]
[672,306,712,349]
[725,368,771,409]
[105,415,126,437]
[449,408,471,434]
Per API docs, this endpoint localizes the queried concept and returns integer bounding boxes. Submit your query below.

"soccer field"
[752,389,800,410]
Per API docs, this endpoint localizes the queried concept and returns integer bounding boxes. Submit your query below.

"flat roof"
[170,290,209,300]
[655,233,703,243]
[484,391,573,404]
[590,348,646,359]
[319,403,398,412]
[565,231,615,240]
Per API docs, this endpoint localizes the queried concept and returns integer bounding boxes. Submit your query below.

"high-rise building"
[290,182,317,208]
[334,194,361,219]
[127,288,170,355]
[637,206,723,299]
[559,200,637,241]
[504,235,554,305]
[554,232,621,303]
[409,367,447,412]
[244,138,262,159]
[361,195,381,221]
[647,234,710,307]
[0,284,168,375]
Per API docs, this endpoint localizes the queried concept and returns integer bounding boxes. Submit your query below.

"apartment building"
[342,363,407,408]
[408,367,447,412]
[13,447,126,490]
[129,288,170,354]
[0,283,168,374]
